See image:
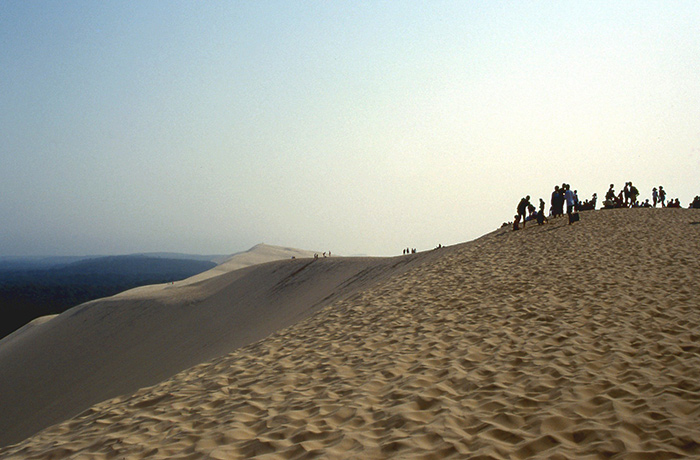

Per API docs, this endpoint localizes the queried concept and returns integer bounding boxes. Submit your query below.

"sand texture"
[0,245,438,448]
[2,209,699,459]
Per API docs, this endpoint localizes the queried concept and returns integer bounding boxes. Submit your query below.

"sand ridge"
[0,249,440,448]
[2,209,699,459]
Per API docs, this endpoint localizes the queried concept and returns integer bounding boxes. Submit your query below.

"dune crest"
[179,243,322,285]
[2,209,700,459]
[0,243,438,449]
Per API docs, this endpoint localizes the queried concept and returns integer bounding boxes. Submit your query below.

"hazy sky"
[2,1,699,257]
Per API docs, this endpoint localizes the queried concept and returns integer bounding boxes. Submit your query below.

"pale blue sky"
[2,1,699,256]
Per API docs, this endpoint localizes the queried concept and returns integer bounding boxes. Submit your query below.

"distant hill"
[0,252,228,272]
[0,256,98,272]
[0,256,217,341]
[54,255,217,277]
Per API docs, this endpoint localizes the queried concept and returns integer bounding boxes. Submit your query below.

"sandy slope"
[181,244,321,284]
[2,209,700,459]
[0,244,439,448]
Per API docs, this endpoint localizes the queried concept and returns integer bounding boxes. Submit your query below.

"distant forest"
[0,256,216,341]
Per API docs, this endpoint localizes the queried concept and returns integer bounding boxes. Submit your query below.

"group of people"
[604,183,658,208]
[601,183,691,209]
[403,248,417,255]
[511,181,697,231]
[513,183,583,230]
[549,184,582,219]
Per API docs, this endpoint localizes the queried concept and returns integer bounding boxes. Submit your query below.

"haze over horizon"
[2,1,699,257]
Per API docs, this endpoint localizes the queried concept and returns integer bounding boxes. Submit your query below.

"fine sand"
[1,209,699,459]
[0,244,440,448]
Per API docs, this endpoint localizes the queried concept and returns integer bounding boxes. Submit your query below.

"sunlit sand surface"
[1,209,699,459]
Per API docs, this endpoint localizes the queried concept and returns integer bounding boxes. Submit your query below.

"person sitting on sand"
[513,214,521,231]
[606,184,616,202]
[616,190,626,208]
[691,196,700,209]
[527,203,537,221]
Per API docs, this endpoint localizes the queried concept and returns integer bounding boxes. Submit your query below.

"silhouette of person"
[629,182,639,205]
[551,186,559,217]
[537,199,548,225]
[659,186,666,207]
[623,182,631,206]
[517,196,531,227]
[564,184,576,224]
[606,184,615,201]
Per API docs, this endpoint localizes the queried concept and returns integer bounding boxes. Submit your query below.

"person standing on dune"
[659,186,667,207]
[517,196,531,227]
[550,186,560,217]
[564,184,577,224]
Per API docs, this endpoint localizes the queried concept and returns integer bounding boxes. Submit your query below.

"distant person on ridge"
[527,203,537,220]
[517,196,531,227]
[537,199,548,225]
[551,186,564,218]
[564,184,577,224]
[550,186,559,217]
[659,186,667,207]
[652,187,659,207]
[606,184,616,202]
[629,182,639,206]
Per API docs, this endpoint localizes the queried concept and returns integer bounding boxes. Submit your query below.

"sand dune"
[181,243,321,284]
[2,209,700,459]
[0,244,439,448]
